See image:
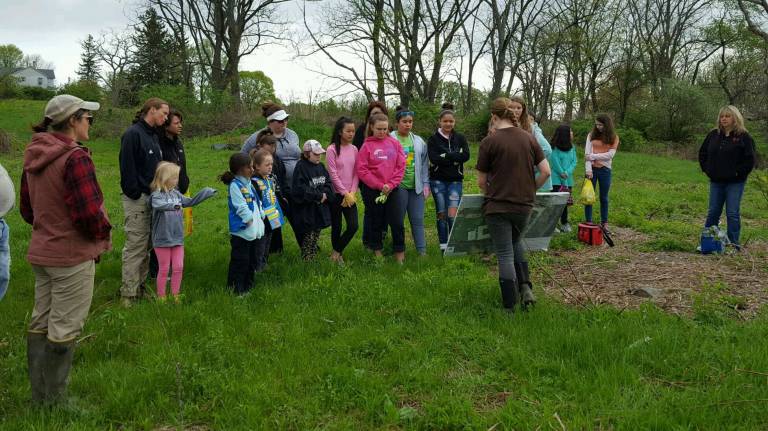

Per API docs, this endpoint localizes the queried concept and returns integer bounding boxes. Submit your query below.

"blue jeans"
[584,167,612,223]
[430,180,463,245]
[0,219,9,301]
[705,181,746,245]
[397,188,427,253]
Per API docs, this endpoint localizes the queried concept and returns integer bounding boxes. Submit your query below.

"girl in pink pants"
[149,162,217,303]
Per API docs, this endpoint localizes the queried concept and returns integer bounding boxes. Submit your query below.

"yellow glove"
[345,192,357,207]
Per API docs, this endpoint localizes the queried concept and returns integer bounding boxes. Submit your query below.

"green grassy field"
[1,99,768,430]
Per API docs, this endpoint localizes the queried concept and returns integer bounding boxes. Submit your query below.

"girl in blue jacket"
[220,153,264,296]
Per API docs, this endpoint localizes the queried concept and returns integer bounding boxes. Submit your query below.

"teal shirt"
[532,123,552,191]
[550,147,577,187]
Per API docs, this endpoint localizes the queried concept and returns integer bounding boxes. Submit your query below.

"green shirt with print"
[397,133,416,190]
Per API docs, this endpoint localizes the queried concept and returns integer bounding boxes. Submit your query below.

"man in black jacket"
[119,98,168,306]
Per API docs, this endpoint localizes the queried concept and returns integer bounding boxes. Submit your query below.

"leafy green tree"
[239,71,276,109]
[0,44,23,69]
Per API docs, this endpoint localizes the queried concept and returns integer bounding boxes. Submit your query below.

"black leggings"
[330,195,359,253]
[361,186,406,253]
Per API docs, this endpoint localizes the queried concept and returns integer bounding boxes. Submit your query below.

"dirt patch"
[540,227,768,318]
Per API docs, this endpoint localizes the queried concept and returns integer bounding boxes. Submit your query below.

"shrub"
[462,110,491,142]
[0,76,21,99]
[59,80,103,103]
[138,84,197,112]
[616,127,647,152]
[570,119,593,146]
[646,79,717,142]
[21,86,55,101]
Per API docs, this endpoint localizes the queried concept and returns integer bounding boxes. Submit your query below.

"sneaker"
[157,296,167,304]
[554,226,561,234]
[439,243,447,251]
[600,222,611,234]
[173,294,183,304]
[561,223,572,233]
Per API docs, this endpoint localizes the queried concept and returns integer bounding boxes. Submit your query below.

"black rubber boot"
[516,262,537,311]
[43,341,75,404]
[499,278,519,312]
[27,333,48,403]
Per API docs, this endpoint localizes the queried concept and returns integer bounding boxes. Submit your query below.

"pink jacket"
[355,135,406,191]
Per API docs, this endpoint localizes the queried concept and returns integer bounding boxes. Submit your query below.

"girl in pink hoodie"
[356,113,407,262]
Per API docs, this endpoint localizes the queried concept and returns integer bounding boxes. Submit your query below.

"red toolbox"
[578,223,603,246]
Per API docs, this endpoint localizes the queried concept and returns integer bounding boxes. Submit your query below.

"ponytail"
[219,152,252,185]
[31,117,54,133]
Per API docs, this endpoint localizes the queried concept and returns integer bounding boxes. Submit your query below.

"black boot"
[43,341,75,404]
[499,278,520,312]
[27,333,47,403]
[516,262,536,311]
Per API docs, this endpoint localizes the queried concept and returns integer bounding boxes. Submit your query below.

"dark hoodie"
[120,120,163,200]
[698,129,756,183]
[158,133,190,194]
[427,130,470,182]
[290,158,334,233]
[21,133,111,266]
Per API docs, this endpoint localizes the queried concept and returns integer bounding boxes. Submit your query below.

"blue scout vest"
[253,176,284,229]
[228,177,259,233]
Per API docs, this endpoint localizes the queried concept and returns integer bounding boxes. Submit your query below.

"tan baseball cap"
[45,94,100,125]
[303,139,325,154]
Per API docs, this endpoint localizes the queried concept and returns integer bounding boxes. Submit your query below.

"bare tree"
[457,0,493,112]
[485,0,548,101]
[148,0,289,102]
[300,0,388,101]
[628,0,713,92]
[96,30,135,106]
[737,0,768,42]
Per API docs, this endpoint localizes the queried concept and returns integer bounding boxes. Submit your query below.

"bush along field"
[1,99,768,429]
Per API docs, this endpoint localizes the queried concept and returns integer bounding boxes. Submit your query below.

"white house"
[0,67,56,89]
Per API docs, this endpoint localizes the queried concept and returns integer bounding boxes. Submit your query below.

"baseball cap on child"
[45,94,100,125]
[303,140,326,154]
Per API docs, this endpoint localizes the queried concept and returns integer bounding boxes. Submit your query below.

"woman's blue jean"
[584,167,612,223]
[430,180,463,245]
[396,188,427,253]
[705,181,745,245]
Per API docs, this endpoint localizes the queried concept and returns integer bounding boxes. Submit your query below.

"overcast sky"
[0,0,340,102]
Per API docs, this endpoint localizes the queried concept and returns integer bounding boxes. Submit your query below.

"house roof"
[0,67,55,80]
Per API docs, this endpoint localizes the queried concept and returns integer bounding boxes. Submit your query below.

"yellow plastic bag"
[183,192,193,237]
[580,179,596,206]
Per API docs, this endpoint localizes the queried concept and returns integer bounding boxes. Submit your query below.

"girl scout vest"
[253,176,284,229]
[228,177,260,233]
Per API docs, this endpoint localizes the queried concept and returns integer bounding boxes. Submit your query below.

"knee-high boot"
[43,340,75,404]
[27,333,48,403]
[499,278,520,311]
[515,261,537,310]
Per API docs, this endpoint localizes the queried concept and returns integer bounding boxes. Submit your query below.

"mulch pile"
[540,227,768,319]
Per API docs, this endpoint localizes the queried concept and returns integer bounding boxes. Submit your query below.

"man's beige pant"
[29,260,95,343]
[121,194,151,298]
